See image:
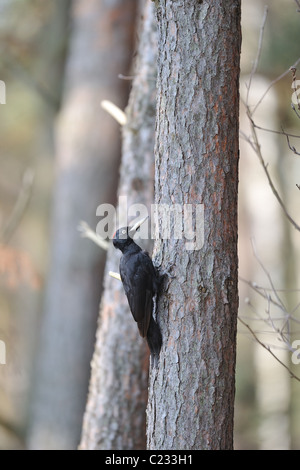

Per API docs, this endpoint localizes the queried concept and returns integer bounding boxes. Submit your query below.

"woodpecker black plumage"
[113,224,162,362]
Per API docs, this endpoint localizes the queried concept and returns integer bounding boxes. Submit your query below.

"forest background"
[0,0,300,450]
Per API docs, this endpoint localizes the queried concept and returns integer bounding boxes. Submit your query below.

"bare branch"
[282,126,300,156]
[108,271,121,281]
[240,277,300,329]
[246,109,300,231]
[239,237,300,373]
[291,102,300,119]
[77,221,109,251]
[101,100,127,126]
[240,277,300,293]
[241,277,286,313]
[249,119,300,139]
[251,57,300,116]
[251,239,287,311]
[294,0,300,12]
[246,6,268,106]
[242,15,300,220]
[238,317,300,382]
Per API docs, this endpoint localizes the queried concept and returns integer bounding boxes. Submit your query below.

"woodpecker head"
[113,216,148,253]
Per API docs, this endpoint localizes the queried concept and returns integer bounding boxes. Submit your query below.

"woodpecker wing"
[120,250,156,338]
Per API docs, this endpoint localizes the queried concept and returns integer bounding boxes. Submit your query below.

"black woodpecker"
[113,217,162,362]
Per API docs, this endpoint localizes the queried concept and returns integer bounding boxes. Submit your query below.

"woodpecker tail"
[147,316,162,366]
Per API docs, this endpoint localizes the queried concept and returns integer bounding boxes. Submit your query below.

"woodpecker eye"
[121,229,126,235]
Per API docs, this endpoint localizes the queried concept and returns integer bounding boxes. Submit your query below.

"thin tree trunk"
[28,0,136,450]
[147,0,241,450]
[79,1,157,450]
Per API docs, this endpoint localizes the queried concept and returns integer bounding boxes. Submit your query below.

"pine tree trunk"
[79,1,157,450]
[147,0,241,450]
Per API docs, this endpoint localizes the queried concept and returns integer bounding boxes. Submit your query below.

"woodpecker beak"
[129,216,149,235]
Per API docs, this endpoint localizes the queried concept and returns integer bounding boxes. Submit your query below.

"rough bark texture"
[28,0,136,450]
[79,1,157,450]
[147,0,241,450]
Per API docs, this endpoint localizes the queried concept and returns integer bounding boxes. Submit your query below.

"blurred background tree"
[27,0,137,450]
[0,0,70,449]
[0,0,299,450]
[79,0,156,450]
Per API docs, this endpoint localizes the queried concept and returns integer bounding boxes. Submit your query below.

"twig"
[291,103,300,119]
[239,248,300,379]
[240,277,300,293]
[241,277,286,312]
[251,57,300,116]
[77,224,120,278]
[109,271,121,281]
[251,239,287,311]
[101,100,127,126]
[294,0,300,13]
[246,109,300,232]
[238,317,300,382]
[246,6,268,106]
[77,221,109,250]
[282,126,300,156]
[248,119,300,139]
[240,277,300,327]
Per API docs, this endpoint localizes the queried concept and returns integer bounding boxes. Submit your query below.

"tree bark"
[79,1,157,450]
[147,0,241,450]
[28,0,136,450]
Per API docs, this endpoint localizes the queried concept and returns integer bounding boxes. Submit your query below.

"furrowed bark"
[147,0,241,450]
